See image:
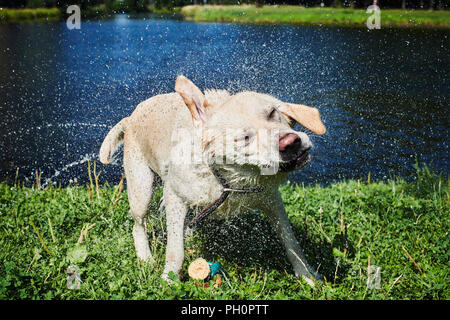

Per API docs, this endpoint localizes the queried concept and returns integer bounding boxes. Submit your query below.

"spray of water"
[41,152,98,188]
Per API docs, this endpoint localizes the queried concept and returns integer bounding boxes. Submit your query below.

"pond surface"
[0,15,448,186]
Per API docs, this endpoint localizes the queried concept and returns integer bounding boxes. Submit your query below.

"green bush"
[0,8,61,22]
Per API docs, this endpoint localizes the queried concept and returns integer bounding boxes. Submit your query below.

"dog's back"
[99,93,188,174]
[100,89,230,175]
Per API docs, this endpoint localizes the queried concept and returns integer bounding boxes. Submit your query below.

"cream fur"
[99,75,325,286]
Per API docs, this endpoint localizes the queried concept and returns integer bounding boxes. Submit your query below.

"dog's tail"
[99,118,128,164]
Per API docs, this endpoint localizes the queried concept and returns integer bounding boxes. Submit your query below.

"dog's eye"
[268,108,278,120]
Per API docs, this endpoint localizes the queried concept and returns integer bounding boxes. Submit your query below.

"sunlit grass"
[0,165,448,299]
[181,5,450,27]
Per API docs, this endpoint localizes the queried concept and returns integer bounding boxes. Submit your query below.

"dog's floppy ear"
[278,103,326,135]
[175,75,209,128]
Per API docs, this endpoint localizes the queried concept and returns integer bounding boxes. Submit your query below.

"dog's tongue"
[279,133,299,152]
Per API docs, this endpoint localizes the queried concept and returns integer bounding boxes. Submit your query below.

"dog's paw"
[313,271,324,281]
[299,275,316,287]
[161,271,179,284]
[295,271,322,287]
[137,253,155,265]
[161,272,172,283]
[139,257,155,265]
[136,248,155,264]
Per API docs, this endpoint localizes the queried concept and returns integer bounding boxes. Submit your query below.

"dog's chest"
[168,166,263,219]
[211,193,261,219]
[168,163,223,207]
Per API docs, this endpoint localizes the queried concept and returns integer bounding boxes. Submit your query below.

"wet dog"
[99,76,326,286]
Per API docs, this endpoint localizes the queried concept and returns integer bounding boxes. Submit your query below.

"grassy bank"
[182,5,450,28]
[0,166,448,299]
[0,8,61,23]
[2,5,450,27]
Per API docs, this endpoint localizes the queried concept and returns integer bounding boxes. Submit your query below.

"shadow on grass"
[193,210,355,283]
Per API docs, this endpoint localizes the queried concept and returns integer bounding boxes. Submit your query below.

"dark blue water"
[0,15,448,186]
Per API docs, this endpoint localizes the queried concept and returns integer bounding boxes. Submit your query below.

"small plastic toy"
[188,258,229,285]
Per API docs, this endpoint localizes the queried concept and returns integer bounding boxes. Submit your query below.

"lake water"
[0,15,448,186]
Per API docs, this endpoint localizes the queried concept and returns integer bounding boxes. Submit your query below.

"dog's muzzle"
[279,151,310,172]
[279,133,311,172]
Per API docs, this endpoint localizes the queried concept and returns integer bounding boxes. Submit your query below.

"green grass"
[0,165,448,299]
[0,8,61,23]
[181,5,450,28]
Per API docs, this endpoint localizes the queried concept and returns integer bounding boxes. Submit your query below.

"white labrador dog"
[99,76,326,286]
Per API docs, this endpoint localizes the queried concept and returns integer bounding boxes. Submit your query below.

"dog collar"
[188,169,264,227]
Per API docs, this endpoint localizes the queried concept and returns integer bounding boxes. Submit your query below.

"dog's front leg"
[161,185,187,282]
[261,190,321,287]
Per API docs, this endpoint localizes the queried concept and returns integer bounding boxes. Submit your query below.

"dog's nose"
[279,133,301,152]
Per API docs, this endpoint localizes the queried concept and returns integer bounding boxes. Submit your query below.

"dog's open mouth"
[279,151,310,172]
